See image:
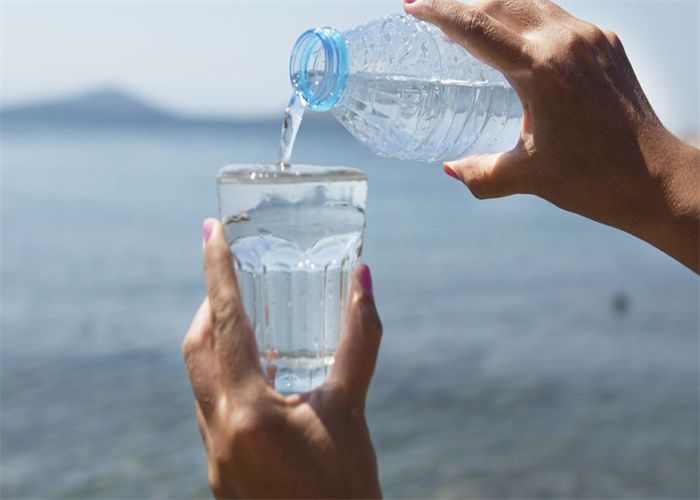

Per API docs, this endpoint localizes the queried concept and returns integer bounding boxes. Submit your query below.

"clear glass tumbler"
[217,164,367,394]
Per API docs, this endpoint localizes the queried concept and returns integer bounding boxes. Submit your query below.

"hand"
[182,219,383,499]
[406,0,700,272]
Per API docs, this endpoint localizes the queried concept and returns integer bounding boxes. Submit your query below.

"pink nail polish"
[203,220,213,244]
[359,265,373,295]
[404,0,418,3]
[443,164,460,180]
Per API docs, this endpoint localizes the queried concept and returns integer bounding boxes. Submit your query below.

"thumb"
[328,265,382,408]
[443,144,531,199]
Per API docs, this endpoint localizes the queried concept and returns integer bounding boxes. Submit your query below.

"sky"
[1,1,698,135]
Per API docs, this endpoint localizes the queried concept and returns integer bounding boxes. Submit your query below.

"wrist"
[620,128,700,272]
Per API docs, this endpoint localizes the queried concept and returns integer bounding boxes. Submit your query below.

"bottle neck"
[290,27,348,112]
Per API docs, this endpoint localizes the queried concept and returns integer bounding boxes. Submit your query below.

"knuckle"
[213,303,252,339]
[181,335,196,359]
[205,399,274,497]
[531,29,592,83]
[474,0,498,16]
[604,29,621,48]
[182,329,204,359]
[210,288,245,327]
[206,405,261,468]
[585,26,608,50]
[211,291,237,322]
[562,30,590,55]
[207,467,224,497]
[415,0,440,18]
[461,8,487,35]
[207,463,236,499]
[228,406,267,449]
[530,38,566,73]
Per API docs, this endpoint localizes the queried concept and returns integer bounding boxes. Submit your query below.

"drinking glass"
[217,164,367,394]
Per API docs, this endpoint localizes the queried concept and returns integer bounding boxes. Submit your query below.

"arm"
[183,219,383,499]
[405,0,700,273]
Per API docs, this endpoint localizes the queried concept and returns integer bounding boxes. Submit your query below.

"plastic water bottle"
[289,13,523,162]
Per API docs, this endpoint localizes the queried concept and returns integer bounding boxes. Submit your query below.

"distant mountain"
[0,87,188,127]
[0,87,336,131]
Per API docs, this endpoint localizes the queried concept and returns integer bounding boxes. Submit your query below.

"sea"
[2,116,698,498]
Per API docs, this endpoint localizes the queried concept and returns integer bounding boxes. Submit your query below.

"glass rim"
[216,164,367,184]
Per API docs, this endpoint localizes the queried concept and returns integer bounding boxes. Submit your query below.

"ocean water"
[1,119,698,498]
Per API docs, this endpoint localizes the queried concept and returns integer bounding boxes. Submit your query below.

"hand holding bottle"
[405,0,700,272]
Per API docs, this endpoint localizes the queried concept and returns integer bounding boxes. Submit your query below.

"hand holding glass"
[217,164,367,394]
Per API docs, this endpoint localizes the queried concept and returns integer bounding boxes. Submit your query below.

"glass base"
[262,356,335,395]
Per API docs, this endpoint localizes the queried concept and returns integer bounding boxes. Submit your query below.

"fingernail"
[443,163,460,180]
[358,265,373,296]
[203,220,213,244]
[405,0,418,3]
